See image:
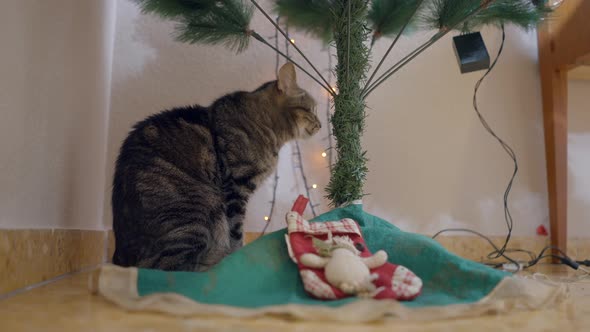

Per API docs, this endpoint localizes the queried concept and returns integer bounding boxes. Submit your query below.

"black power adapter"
[453,32,490,74]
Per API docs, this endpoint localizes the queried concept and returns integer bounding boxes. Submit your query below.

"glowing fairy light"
[264,216,270,221]
[290,38,295,44]
[312,184,318,189]
[321,151,327,158]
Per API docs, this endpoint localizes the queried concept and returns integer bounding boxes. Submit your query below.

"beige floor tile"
[1,265,589,331]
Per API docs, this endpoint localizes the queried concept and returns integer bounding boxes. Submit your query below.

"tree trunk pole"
[327,0,370,207]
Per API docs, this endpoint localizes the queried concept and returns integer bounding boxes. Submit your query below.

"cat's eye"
[296,107,314,114]
[304,106,317,115]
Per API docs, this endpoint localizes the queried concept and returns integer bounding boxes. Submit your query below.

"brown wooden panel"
[551,0,590,68]
[538,19,569,258]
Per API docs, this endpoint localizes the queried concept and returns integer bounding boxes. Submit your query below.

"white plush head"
[331,236,360,255]
[311,233,360,257]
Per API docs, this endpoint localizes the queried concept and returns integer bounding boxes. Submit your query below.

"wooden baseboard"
[0,229,105,294]
[4,227,585,296]
[434,236,590,262]
[107,230,115,263]
[245,232,590,262]
[105,230,590,268]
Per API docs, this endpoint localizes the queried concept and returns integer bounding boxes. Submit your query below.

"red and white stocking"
[285,196,422,301]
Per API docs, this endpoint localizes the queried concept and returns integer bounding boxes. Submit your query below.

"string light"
[261,18,325,238]
[259,16,282,238]
[326,48,335,172]
[283,22,318,217]
[260,19,336,238]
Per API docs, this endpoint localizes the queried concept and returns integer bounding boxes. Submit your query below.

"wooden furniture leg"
[538,25,568,257]
[536,0,590,258]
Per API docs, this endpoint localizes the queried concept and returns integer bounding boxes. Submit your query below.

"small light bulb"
[290,38,295,44]
[546,0,564,10]
[264,216,270,221]
[321,152,327,158]
[331,86,337,93]
[312,184,318,189]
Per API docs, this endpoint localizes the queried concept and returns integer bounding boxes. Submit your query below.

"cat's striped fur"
[112,63,320,271]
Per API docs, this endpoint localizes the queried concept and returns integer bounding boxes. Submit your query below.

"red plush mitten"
[285,196,422,301]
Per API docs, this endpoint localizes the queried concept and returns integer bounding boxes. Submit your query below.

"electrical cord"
[432,25,518,264]
[432,25,587,273]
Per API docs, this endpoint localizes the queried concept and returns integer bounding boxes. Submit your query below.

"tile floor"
[1,265,589,331]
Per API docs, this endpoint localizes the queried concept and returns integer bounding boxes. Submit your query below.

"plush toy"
[285,195,423,301]
[300,232,388,298]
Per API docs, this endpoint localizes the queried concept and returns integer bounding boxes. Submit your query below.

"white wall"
[568,80,590,237]
[105,1,590,238]
[364,27,551,236]
[1,1,586,237]
[0,0,116,229]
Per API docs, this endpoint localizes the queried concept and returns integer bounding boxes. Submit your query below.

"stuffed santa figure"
[285,195,422,301]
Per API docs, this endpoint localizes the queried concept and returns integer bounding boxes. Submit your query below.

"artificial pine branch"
[420,0,548,32]
[176,2,254,52]
[133,0,553,208]
[133,0,215,18]
[364,0,425,92]
[134,0,254,53]
[420,0,484,31]
[275,0,336,42]
[465,0,551,31]
[364,0,507,98]
[368,0,421,41]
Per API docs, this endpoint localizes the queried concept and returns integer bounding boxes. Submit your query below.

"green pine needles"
[135,0,552,207]
[326,0,371,206]
[275,0,336,42]
[368,0,422,40]
[421,0,548,32]
[134,0,254,52]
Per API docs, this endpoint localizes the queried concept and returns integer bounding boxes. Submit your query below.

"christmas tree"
[133,0,552,207]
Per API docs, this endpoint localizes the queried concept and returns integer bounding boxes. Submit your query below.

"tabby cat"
[112,63,320,272]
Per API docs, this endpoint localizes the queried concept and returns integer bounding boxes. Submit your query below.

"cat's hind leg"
[137,223,213,271]
[138,208,232,272]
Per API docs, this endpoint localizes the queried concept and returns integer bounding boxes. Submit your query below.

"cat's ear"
[277,62,298,94]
